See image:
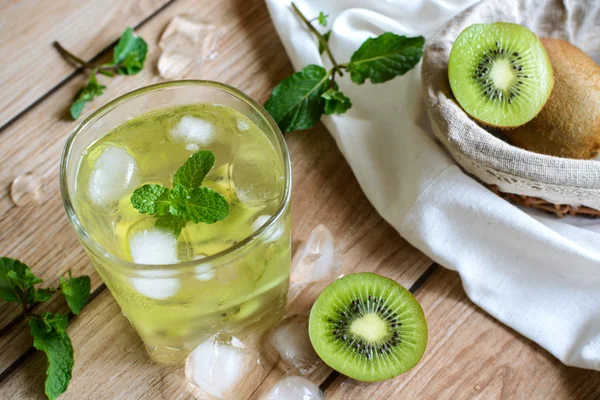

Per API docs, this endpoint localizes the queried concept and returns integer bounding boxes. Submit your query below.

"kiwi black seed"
[448,22,553,128]
[308,273,428,382]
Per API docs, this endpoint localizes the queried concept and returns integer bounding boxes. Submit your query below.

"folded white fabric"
[265,0,600,370]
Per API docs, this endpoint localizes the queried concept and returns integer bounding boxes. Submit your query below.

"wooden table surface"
[0,1,599,399]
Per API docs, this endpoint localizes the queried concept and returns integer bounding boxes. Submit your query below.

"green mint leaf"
[112,27,148,75]
[167,185,189,216]
[0,258,40,303]
[156,215,188,237]
[173,150,216,189]
[34,288,56,303]
[60,273,91,315]
[26,286,55,305]
[40,312,69,333]
[30,314,74,400]
[317,12,328,27]
[130,150,230,236]
[70,70,106,119]
[184,187,229,224]
[347,33,425,84]
[155,188,173,216]
[322,88,352,115]
[264,64,330,133]
[319,31,331,55]
[131,184,169,215]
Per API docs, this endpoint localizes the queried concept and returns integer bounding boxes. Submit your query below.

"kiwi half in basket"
[308,273,427,382]
[448,22,553,128]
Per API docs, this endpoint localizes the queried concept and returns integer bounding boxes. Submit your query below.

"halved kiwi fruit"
[448,22,553,128]
[308,273,427,382]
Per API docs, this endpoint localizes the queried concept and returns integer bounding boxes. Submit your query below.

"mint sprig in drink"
[61,82,291,363]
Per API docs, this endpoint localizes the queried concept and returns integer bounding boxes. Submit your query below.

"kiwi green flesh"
[308,273,428,382]
[448,22,553,128]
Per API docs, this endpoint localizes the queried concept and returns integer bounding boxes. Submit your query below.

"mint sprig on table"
[131,150,230,237]
[264,3,425,133]
[0,258,91,400]
[54,27,148,119]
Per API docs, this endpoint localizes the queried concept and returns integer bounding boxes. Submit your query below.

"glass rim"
[60,80,292,272]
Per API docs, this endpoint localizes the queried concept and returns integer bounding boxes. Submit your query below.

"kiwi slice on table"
[308,273,427,382]
[448,22,554,128]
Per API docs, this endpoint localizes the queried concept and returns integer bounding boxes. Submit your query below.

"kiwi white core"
[350,313,388,341]
[490,59,513,90]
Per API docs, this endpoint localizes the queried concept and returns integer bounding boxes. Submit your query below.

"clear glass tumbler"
[60,81,292,363]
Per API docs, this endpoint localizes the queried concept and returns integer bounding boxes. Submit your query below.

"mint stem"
[291,3,344,79]
[54,42,121,73]
[20,288,41,319]
[54,42,96,69]
[20,288,28,316]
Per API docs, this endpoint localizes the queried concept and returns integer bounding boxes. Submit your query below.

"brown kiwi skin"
[502,38,600,159]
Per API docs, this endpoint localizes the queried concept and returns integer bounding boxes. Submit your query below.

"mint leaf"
[30,314,74,400]
[0,258,40,303]
[70,70,106,119]
[167,185,189,216]
[155,188,173,216]
[26,287,55,304]
[60,272,91,315]
[112,27,148,75]
[347,33,425,84]
[185,187,229,224]
[174,150,215,189]
[131,184,169,215]
[130,150,230,237]
[264,64,330,133]
[319,30,331,55]
[156,215,188,237]
[317,12,328,27]
[322,88,352,115]
[40,312,69,333]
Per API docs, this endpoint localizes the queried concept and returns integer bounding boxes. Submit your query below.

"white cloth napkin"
[265,0,600,370]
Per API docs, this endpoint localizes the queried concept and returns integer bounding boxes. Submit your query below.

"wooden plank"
[0,121,433,398]
[0,0,295,374]
[0,0,173,128]
[323,268,600,399]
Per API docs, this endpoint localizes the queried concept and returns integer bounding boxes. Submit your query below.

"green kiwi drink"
[71,100,290,363]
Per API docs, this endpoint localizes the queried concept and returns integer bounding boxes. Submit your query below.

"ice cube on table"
[260,376,323,400]
[185,333,247,399]
[290,224,342,285]
[88,146,140,208]
[266,314,320,375]
[169,115,216,150]
[251,214,284,243]
[158,17,222,79]
[129,229,180,299]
